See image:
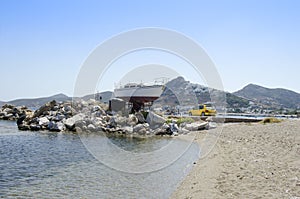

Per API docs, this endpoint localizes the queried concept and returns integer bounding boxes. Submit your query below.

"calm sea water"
[0,120,199,199]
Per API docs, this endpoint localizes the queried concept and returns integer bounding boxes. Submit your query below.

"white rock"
[133,124,144,132]
[38,117,49,126]
[64,113,85,129]
[121,126,133,134]
[146,111,166,126]
[137,128,147,135]
[184,122,208,131]
[208,122,217,129]
[178,128,189,134]
[143,123,149,128]
[92,105,101,112]
[129,114,138,125]
[87,124,96,131]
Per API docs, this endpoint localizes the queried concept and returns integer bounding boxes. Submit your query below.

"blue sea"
[0,120,199,198]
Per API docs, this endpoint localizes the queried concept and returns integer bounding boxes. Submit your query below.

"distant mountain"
[234,84,300,109]
[153,76,250,109]
[1,91,114,109]
[6,93,71,108]
[2,80,299,113]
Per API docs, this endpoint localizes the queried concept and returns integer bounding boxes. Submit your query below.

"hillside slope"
[234,84,300,109]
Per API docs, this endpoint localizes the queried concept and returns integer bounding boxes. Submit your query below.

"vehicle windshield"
[204,104,215,110]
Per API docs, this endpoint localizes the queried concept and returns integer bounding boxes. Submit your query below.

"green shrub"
[176,117,194,126]
[141,111,149,119]
[166,117,194,126]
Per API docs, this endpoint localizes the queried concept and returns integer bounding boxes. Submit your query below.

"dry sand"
[171,119,300,199]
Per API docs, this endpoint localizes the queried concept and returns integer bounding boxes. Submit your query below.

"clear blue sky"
[1,0,299,101]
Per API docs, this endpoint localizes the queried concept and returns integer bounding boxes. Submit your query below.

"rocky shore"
[0,104,32,121]
[1,100,210,137]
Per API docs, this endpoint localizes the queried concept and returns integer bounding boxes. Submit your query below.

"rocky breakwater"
[17,100,75,131]
[16,99,211,137]
[0,104,32,121]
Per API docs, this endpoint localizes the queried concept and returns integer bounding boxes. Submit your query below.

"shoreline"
[171,119,300,198]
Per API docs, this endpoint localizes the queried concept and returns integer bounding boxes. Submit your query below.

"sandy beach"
[171,119,300,199]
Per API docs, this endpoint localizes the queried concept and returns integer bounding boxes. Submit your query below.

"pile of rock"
[62,101,170,136]
[17,100,76,131]
[0,104,32,121]
[16,99,211,136]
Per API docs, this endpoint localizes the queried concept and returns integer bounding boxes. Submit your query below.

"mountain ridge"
[234,83,300,109]
[1,92,113,108]
[153,76,250,110]
[1,79,300,113]
[5,93,71,108]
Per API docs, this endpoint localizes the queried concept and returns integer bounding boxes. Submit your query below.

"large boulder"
[146,112,166,127]
[3,113,14,120]
[133,124,145,133]
[63,113,85,131]
[109,98,126,113]
[30,124,41,131]
[128,114,138,126]
[18,124,30,131]
[38,117,50,126]
[170,122,179,133]
[17,114,27,126]
[48,121,65,132]
[92,117,104,127]
[135,112,146,123]
[178,128,189,135]
[53,114,65,122]
[33,100,57,118]
[109,115,127,127]
[133,123,150,135]
[87,124,96,132]
[3,108,13,114]
[75,120,86,129]
[121,126,133,134]
[62,105,75,117]
[153,123,173,135]
[184,122,208,131]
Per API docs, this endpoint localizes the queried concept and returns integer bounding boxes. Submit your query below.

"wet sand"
[171,120,300,199]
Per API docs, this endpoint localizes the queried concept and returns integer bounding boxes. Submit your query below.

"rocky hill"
[2,78,299,114]
[2,92,113,109]
[153,76,250,109]
[6,93,71,109]
[234,84,300,109]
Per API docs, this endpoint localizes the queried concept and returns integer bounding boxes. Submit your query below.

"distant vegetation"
[166,117,194,126]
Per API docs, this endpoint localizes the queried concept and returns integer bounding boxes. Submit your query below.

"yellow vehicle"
[188,104,217,116]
